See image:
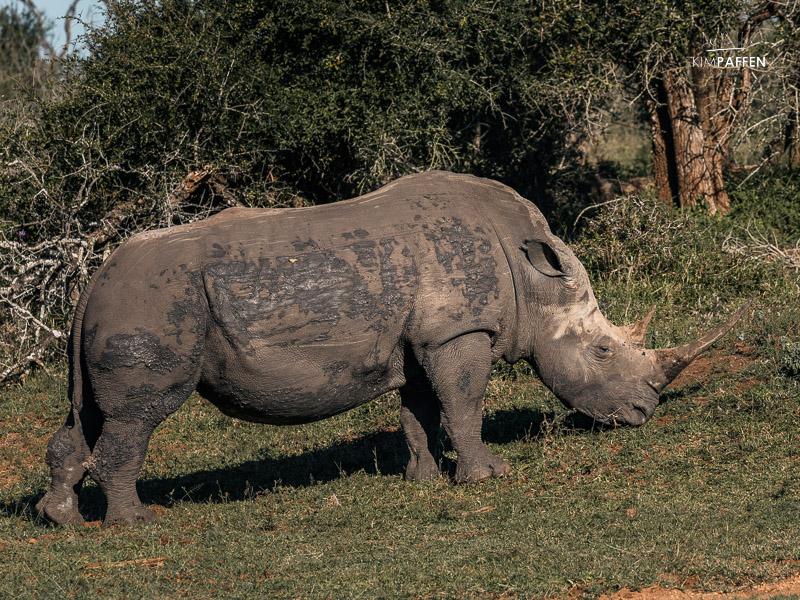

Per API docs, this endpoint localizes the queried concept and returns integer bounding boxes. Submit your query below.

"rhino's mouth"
[616,403,650,426]
[581,400,656,427]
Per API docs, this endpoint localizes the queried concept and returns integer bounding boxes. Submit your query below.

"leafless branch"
[17,0,81,58]
[722,225,800,271]
[0,124,244,383]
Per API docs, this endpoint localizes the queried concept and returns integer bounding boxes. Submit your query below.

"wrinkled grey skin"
[36,171,752,527]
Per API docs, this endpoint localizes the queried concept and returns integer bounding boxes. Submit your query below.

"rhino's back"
[197,170,526,333]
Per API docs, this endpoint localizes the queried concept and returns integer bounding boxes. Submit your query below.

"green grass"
[2,338,798,598]
[2,190,800,599]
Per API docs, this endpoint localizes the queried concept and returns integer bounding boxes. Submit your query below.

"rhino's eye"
[591,341,614,358]
[589,337,615,360]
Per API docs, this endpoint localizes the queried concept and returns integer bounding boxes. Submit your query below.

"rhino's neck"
[518,269,608,368]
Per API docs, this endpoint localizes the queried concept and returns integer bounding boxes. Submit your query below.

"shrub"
[728,167,800,244]
[571,191,788,346]
[779,336,800,378]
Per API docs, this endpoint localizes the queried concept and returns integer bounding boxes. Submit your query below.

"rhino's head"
[519,236,754,426]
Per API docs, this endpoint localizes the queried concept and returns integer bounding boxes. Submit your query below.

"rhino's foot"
[454,450,510,484]
[103,506,159,528]
[35,491,85,526]
[404,456,441,482]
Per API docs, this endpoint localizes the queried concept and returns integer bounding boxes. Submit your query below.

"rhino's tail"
[36,268,103,525]
[67,268,99,415]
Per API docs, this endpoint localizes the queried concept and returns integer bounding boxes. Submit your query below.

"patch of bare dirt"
[598,574,800,600]
[0,419,54,488]
[668,345,758,389]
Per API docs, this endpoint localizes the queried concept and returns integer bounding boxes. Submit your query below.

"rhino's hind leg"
[85,418,161,527]
[36,405,100,526]
[85,378,197,527]
[421,332,509,483]
[399,377,441,481]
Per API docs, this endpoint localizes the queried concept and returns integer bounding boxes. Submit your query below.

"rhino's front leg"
[420,332,509,483]
[399,377,441,481]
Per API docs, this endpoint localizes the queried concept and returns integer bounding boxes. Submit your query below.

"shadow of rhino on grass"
[4,406,603,524]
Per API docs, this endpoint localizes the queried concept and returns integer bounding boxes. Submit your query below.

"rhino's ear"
[522,239,565,277]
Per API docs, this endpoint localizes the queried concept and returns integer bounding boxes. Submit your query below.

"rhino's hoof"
[405,457,441,482]
[35,492,85,526]
[103,506,160,528]
[454,455,510,484]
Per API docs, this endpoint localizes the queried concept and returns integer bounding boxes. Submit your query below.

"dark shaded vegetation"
[2,0,603,231]
[728,167,800,244]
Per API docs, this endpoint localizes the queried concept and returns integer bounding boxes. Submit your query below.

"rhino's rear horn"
[653,294,756,386]
[625,305,656,348]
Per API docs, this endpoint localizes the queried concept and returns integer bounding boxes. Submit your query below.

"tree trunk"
[661,69,725,213]
[691,58,732,213]
[643,68,734,215]
[644,82,678,206]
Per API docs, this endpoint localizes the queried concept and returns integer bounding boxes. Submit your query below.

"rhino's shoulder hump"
[381,170,522,199]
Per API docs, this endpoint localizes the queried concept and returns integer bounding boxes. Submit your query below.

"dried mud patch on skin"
[597,573,800,599]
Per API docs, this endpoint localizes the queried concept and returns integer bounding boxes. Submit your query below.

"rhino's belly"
[197,331,406,425]
[196,374,397,425]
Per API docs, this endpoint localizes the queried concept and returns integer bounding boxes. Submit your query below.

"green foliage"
[728,168,800,244]
[574,191,768,302]
[1,0,610,238]
[779,336,800,378]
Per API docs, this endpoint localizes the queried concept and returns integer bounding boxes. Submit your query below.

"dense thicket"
[2,0,612,237]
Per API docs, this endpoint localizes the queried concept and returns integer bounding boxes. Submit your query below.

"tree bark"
[644,82,678,206]
[691,56,733,213]
[661,69,723,213]
[643,65,739,215]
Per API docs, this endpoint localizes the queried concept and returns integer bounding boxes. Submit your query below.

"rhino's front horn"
[652,294,756,387]
[625,305,656,348]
